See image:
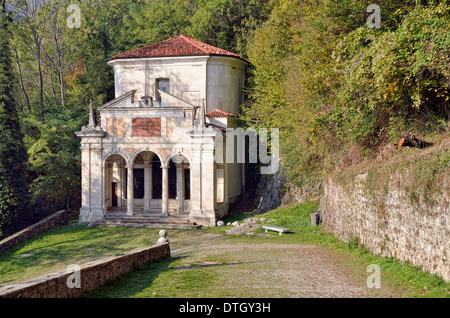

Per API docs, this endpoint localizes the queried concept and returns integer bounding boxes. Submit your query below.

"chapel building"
[75,35,249,227]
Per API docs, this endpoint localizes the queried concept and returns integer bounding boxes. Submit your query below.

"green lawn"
[0,225,185,285]
[1,202,449,298]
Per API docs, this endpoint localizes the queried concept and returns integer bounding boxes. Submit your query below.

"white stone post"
[188,128,218,226]
[120,163,125,209]
[75,129,106,224]
[80,144,90,213]
[127,165,134,216]
[190,144,202,214]
[161,166,169,216]
[201,143,216,215]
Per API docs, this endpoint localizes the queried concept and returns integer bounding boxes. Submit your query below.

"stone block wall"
[0,210,68,254]
[320,169,449,281]
[0,243,170,298]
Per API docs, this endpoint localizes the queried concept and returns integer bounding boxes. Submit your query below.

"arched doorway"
[167,154,191,213]
[104,154,127,212]
[127,150,164,214]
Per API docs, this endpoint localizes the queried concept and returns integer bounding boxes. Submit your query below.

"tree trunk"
[32,28,44,121]
[12,46,31,113]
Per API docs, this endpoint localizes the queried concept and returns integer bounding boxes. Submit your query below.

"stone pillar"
[161,166,168,217]
[80,144,90,212]
[75,129,106,224]
[190,145,202,214]
[127,165,134,216]
[149,164,153,208]
[188,128,218,226]
[176,163,184,212]
[201,143,215,215]
[144,164,150,212]
[120,164,126,209]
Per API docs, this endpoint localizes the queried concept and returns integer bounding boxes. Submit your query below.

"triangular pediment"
[99,89,197,111]
[98,90,137,110]
[158,90,197,109]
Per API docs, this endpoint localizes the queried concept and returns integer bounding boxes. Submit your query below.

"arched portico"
[166,153,191,213]
[105,149,191,216]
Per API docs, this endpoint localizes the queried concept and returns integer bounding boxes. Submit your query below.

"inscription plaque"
[132,118,161,137]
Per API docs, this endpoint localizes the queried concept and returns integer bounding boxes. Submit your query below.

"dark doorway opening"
[111,182,118,207]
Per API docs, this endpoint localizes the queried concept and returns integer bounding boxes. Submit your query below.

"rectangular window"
[133,168,145,199]
[156,78,170,102]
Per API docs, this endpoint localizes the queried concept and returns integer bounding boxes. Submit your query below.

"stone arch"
[104,153,128,211]
[165,152,191,208]
[164,151,192,167]
[130,148,164,166]
[103,151,130,166]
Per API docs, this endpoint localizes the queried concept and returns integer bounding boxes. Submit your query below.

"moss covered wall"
[320,146,450,281]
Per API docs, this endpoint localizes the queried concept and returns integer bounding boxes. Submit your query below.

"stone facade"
[320,171,450,281]
[76,36,248,227]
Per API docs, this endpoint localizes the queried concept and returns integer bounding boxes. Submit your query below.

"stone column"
[80,144,90,213]
[127,165,134,216]
[201,143,215,214]
[75,119,106,224]
[75,132,106,224]
[144,164,150,212]
[161,166,168,217]
[190,145,202,214]
[149,164,153,206]
[120,164,126,209]
[176,163,184,212]
[188,128,217,226]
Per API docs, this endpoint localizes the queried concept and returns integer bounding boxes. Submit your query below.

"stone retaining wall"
[0,242,170,298]
[0,210,68,254]
[320,171,449,281]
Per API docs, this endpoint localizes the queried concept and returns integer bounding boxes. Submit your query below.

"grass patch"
[0,225,165,285]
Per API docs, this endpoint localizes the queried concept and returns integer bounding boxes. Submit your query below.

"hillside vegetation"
[244,0,450,187]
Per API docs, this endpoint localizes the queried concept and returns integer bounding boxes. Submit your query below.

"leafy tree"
[244,0,450,186]
[23,108,85,213]
[0,0,29,238]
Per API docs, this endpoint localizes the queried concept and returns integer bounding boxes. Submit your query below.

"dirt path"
[169,233,398,298]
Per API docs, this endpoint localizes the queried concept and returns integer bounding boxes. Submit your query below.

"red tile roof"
[205,109,238,118]
[109,35,247,62]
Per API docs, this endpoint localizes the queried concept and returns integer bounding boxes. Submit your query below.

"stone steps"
[89,214,200,229]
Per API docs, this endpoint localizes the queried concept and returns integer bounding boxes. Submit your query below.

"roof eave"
[107,53,250,65]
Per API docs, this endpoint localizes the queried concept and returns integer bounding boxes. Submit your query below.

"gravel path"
[169,233,398,298]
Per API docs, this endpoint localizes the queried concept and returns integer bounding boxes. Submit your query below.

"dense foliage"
[244,0,450,186]
[0,0,29,237]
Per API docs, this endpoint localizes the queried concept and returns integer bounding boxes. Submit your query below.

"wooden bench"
[262,225,290,235]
